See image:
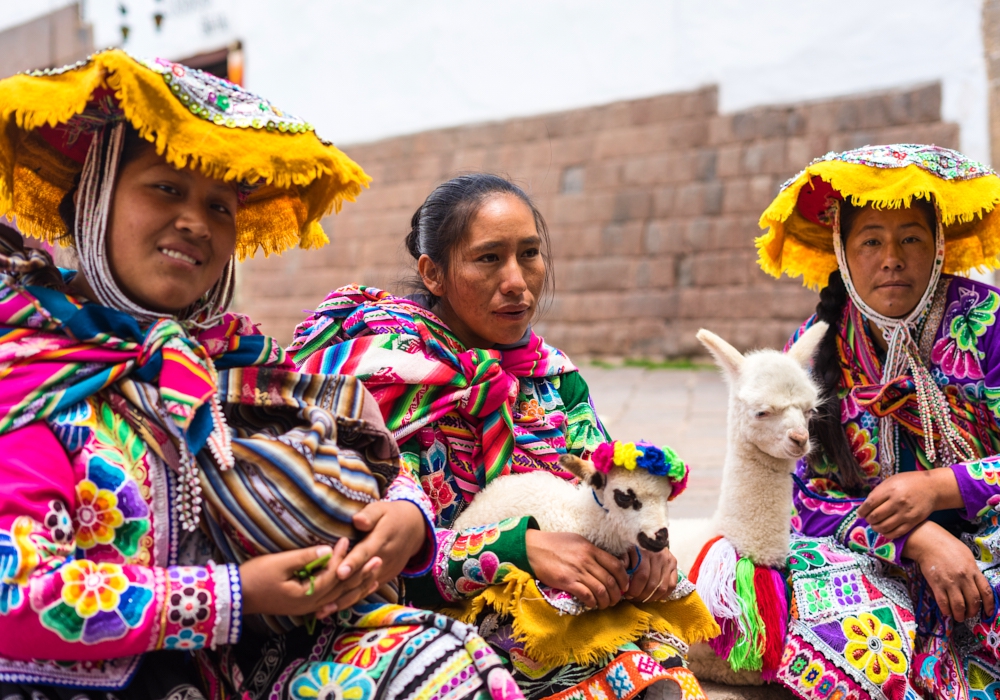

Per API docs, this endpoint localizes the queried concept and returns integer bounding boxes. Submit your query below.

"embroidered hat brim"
[757,144,1000,289]
[0,49,370,260]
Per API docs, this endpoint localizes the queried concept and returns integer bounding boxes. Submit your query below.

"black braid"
[809,269,866,491]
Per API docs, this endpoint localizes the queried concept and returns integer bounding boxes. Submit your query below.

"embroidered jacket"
[789,275,1000,566]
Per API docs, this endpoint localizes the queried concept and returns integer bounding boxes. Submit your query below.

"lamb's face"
[597,467,673,553]
[736,353,820,464]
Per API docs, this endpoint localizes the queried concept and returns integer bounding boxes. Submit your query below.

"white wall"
[0,0,990,162]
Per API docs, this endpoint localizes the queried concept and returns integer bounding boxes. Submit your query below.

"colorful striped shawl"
[0,278,289,457]
[290,285,577,499]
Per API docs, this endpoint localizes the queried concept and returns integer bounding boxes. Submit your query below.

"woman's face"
[421,193,546,348]
[843,206,936,318]
[101,145,238,313]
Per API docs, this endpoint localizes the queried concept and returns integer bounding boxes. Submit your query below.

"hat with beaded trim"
[756,144,1000,290]
[0,49,370,260]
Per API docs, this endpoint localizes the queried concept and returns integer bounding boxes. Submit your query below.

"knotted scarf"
[836,286,1000,468]
[290,285,576,500]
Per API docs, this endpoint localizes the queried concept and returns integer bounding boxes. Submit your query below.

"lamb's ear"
[786,321,829,367]
[559,454,605,489]
[696,328,744,381]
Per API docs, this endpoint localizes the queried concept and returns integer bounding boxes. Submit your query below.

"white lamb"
[673,323,827,686]
[454,453,675,558]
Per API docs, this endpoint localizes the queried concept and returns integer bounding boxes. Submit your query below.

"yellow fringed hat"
[0,49,370,259]
[757,144,1000,289]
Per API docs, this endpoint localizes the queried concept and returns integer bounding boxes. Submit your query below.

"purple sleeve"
[385,454,437,577]
[949,457,1000,521]
[793,475,909,565]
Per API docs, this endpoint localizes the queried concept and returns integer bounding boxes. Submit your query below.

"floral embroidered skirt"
[224,602,523,700]
[777,534,1000,700]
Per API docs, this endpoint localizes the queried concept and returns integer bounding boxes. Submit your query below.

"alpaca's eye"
[613,489,634,509]
[755,410,770,419]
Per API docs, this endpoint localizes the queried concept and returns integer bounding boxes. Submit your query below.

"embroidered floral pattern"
[331,625,416,669]
[33,559,153,644]
[74,479,124,549]
[289,661,376,700]
[932,289,1000,380]
[968,459,1000,486]
[846,422,880,480]
[420,470,457,516]
[847,525,897,564]
[787,539,828,572]
[456,551,517,596]
[842,612,906,685]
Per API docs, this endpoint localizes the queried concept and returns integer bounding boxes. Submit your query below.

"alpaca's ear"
[786,321,829,367]
[558,454,603,488]
[696,328,744,380]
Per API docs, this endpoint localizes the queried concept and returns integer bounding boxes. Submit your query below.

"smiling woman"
[290,174,719,700]
[0,51,524,700]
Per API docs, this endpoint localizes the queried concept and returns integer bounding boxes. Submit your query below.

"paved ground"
[582,366,730,519]
[581,367,797,700]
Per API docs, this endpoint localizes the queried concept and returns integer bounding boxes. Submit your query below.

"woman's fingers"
[978,573,996,619]
[593,548,629,592]
[301,538,350,598]
[626,557,651,599]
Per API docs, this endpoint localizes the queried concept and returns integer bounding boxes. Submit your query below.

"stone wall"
[237,83,958,355]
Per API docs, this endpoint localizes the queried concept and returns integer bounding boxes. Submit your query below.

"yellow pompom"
[614,442,641,471]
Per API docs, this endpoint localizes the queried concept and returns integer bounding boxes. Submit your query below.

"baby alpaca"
[454,453,674,557]
[686,322,826,683]
[699,322,827,568]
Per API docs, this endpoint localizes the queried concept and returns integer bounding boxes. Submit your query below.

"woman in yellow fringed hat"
[756,144,1000,699]
[0,50,523,700]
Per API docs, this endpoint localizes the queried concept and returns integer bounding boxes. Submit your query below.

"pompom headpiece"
[591,440,689,501]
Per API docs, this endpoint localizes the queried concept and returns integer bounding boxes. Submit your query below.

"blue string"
[626,546,642,576]
[592,490,608,513]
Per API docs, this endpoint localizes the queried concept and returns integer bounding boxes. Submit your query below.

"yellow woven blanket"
[440,568,720,667]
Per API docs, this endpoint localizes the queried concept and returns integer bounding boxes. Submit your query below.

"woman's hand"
[240,539,365,617]
[903,521,994,623]
[621,547,678,603]
[858,469,963,540]
[526,530,628,609]
[313,501,428,619]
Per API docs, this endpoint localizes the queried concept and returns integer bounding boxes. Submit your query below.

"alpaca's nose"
[788,429,808,449]
[637,528,670,552]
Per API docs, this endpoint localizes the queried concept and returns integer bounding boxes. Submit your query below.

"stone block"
[601,221,645,255]
[652,187,678,218]
[612,190,652,222]
[644,219,689,255]
[742,140,786,175]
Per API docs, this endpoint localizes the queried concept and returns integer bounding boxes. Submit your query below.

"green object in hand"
[293,553,333,635]
[294,553,332,595]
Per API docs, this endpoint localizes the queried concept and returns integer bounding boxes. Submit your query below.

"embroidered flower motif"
[787,540,828,571]
[842,612,907,685]
[846,422,880,480]
[455,551,516,595]
[289,661,375,700]
[967,459,1000,486]
[801,579,832,615]
[331,626,415,669]
[932,289,1000,380]
[848,526,897,563]
[833,572,862,607]
[60,560,129,618]
[420,470,457,515]
[164,628,206,650]
[167,584,211,628]
[35,560,152,643]
[74,479,124,549]
[0,518,38,615]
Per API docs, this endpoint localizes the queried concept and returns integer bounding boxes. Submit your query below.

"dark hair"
[404,173,552,302]
[809,196,939,490]
[56,123,156,239]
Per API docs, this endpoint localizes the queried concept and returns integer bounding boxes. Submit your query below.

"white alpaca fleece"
[696,323,827,568]
[453,455,673,557]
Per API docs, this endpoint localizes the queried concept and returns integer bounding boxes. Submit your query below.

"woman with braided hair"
[758,145,1000,699]
[0,51,522,700]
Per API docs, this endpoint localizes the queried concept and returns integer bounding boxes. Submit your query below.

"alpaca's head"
[696,323,827,466]
[559,454,673,555]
